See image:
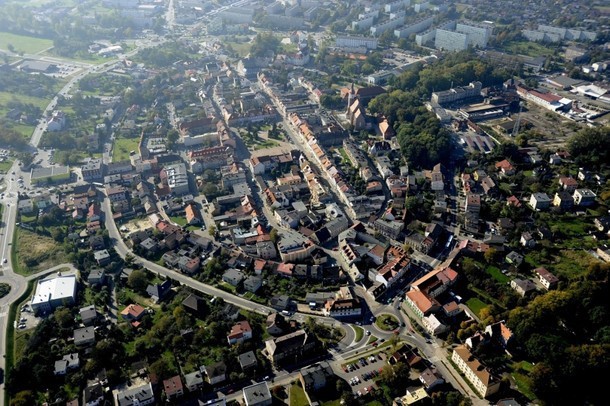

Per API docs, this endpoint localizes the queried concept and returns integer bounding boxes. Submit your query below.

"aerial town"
[0,1,609,406]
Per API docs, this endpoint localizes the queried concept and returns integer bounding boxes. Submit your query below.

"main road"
[0,160,26,406]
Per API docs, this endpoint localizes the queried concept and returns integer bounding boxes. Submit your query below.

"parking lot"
[16,301,40,331]
[340,352,387,396]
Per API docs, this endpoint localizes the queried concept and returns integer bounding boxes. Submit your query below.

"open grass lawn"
[0,159,13,174]
[0,91,49,115]
[510,361,537,400]
[169,215,187,226]
[504,40,556,58]
[112,137,140,161]
[0,32,53,54]
[487,266,510,284]
[551,249,600,280]
[375,313,399,331]
[353,325,364,342]
[290,383,309,406]
[13,228,66,275]
[224,40,253,57]
[466,297,488,318]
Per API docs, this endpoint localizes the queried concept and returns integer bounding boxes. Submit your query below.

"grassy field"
[4,279,35,406]
[289,383,309,406]
[0,91,49,114]
[0,159,13,174]
[375,314,399,331]
[510,361,536,400]
[504,40,556,58]
[13,228,66,275]
[224,41,253,57]
[466,297,488,318]
[487,266,510,284]
[169,215,187,226]
[0,32,53,54]
[112,137,140,161]
[353,325,364,342]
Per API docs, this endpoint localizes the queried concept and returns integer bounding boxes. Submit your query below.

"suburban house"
[79,305,98,326]
[222,268,245,286]
[265,312,286,336]
[184,370,204,392]
[452,345,501,398]
[73,327,96,347]
[182,294,207,318]
[264,329,317,365]
[87,268,106,286]
[146,280,172,303]
[54,353,80,376]
[163,375,184,400]
[533,267,559,290]
[120,304,147,323]
[243,381,272,406]
[421,314,449,336]
[299,361,334,392]
[115,381,155,406]
[529,192,551,211]
[227,321,253,345]
[203,361,227,385]
[510,278,537,297]
[185,203,203,225]
[418,368,444,390]
[238,351,258,371]
[243,275,263,293]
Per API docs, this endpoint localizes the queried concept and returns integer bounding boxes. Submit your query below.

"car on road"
[2,258,6,263]
[18,324,26,329]
[365,330,371,336]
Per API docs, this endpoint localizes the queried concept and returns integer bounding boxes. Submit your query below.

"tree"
[269,228,279,243]
[54,307,73,329]
[568,126,610,167]
[127,269,148,293]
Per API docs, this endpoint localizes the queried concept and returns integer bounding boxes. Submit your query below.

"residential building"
[203,361,227,385]
[533,267,559,290]
[222,268,245,286]
[243,381,272,406]
[146,280,172,303]
[573,188,597,206]
[529,192,551,210]
[120,304,146,322]
[405,290,440,318]
[410,267,458,298]
[74,327,96,347]
[115,382,155,406]
[31,273,77,313]
[80,305,98,326]
[244,275,263,293]
[299,362,333,392]
[264,329,316,365]
[163,375,184,400]
[184,370,204,392]
[238,350,258,371]
[227,321,253,345]
[54,353,80,375]
[432,82,482,105]
[510,278,537,297]
[452,345,501,398]
[421,314,449,336]
[418,368,444,390]
[553,191,574,211]
[82,159,104,181]
[162,163,189,195]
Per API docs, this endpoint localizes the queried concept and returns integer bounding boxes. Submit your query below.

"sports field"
[0,32,54,54]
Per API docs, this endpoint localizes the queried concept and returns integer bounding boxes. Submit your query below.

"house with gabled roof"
[227,321,253,345]
[533,267,559,290]
[452,345,501,398]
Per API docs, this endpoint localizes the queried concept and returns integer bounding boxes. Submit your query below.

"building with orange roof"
[452,345,501,398]
[185,203,202,225]
[163,375,184,400]
[410,267,459,298]
[120,304,146,322]
[405,290,440,318]
[227,321,253,345]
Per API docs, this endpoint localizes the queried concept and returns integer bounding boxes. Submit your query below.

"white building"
[31,273,77,313]
[335,36,378,50]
